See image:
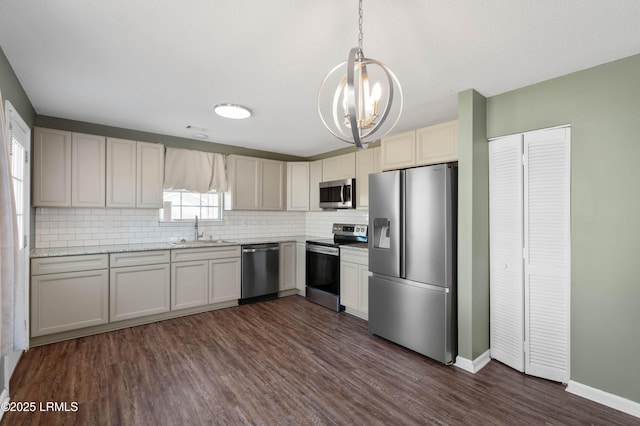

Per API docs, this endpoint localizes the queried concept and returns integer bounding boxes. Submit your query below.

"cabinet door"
[415,120,458,165]
[229,155,260,210]
[355,147,380,208]
[279,242,296,291]
[72,133,106,207]
[381,130,416,171]
[209,257,241,303]
[295,242,306,292]
[33,127,72,207]
[337,152,356,179]
[309,160,323,211]
[286,162,310,211]
[357,264,371,315]
[261,159,285,210]
[171,260,209,311]
[340,261,359,309]
[110,264,170,321]
[322,156,340,182]
[106,138,137,208]
[137,141,165,208]
[31,269,108,336]
[323,153,356,181]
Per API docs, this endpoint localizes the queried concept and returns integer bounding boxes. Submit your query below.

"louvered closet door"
[524,127,571,383]
[489,134,525,372]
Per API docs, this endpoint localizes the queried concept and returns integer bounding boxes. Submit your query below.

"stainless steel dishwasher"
[241,243,280,301]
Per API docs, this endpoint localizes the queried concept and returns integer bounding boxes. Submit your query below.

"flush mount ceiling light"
[318,0,403,150]
[214,103,252,119]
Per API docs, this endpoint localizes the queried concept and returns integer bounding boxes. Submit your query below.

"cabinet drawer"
[341,249,369,266]
[110,250,170,267]
[171,246,241,262]
[31,254,108,276]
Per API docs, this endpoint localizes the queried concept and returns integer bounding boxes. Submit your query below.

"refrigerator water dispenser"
[373,218,391,249]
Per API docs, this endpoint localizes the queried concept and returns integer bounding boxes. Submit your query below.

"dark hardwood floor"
[2,296,637,425]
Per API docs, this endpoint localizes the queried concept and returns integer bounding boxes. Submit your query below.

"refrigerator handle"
[400,170,406,278]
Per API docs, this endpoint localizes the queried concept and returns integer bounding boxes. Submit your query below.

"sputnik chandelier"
[318,0,403,150]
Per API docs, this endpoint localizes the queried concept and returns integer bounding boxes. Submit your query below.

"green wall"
[36,115,306,162]
[486,54,640,403]
[457,89,489,361]
[0,46,35,127]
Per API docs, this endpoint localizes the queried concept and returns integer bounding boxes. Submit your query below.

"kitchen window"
[160,189,224,222]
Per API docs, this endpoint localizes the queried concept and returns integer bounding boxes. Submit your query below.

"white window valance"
[163,147,227,193]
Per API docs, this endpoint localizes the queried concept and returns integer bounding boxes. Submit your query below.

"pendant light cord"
[358,0,364,57]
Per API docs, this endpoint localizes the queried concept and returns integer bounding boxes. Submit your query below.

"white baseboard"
[566,380,640,419]
[0,389,9,421]
[454,349,491,373]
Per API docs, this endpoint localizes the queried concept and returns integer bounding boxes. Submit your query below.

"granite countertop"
[340,242,369,251]
[30,235,324,258]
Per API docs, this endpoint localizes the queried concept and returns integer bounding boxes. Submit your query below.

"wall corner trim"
[566,380,640,419]
[454,349,491,374]
[0,389,8,421]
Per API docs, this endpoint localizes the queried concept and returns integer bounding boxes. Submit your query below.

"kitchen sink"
[171,239,237,247]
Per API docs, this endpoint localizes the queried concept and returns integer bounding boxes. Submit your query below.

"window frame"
[160,189,224,222]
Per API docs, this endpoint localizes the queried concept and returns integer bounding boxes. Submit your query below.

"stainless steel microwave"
[319,178,356,209]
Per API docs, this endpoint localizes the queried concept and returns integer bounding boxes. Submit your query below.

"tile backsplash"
[34,208,369,248]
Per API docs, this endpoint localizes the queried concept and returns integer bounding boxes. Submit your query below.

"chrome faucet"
[194,215,203,241]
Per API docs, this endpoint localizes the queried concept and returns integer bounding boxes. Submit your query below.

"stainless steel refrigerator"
[368,163,457,364]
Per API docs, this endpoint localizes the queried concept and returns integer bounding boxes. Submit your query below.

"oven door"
[305,243,340,294]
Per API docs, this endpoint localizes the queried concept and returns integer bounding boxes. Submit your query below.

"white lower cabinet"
[109,251,171,322]
[209,257,241,304]
[295,242,306,294]
[170,246,241,310]
[279,242,296,291]
[339,248,370,320]
[171,260,209,310]
[31,254,109,337]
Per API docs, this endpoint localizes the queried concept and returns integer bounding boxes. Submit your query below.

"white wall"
[34,208,369,248]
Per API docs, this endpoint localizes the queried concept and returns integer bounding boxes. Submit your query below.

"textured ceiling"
[1,0,640,156]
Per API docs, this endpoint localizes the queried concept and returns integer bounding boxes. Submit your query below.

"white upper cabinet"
[286,162,310,211]
[33,127,72,207]
[228,155,261,210]
[381,120,458,171]
[309,160,323,211]
[106,138,137,208]
[322,152,355,181]
[72,132,106,207]
[381,130,416,171]
[261,159,285,211]
[106,138,164,208]
[34,128,164,209]
[136,141,164,208]
[34,128,108,208]
[415,120,458,166]
[227,155,285,211]
[355,146,381,208]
